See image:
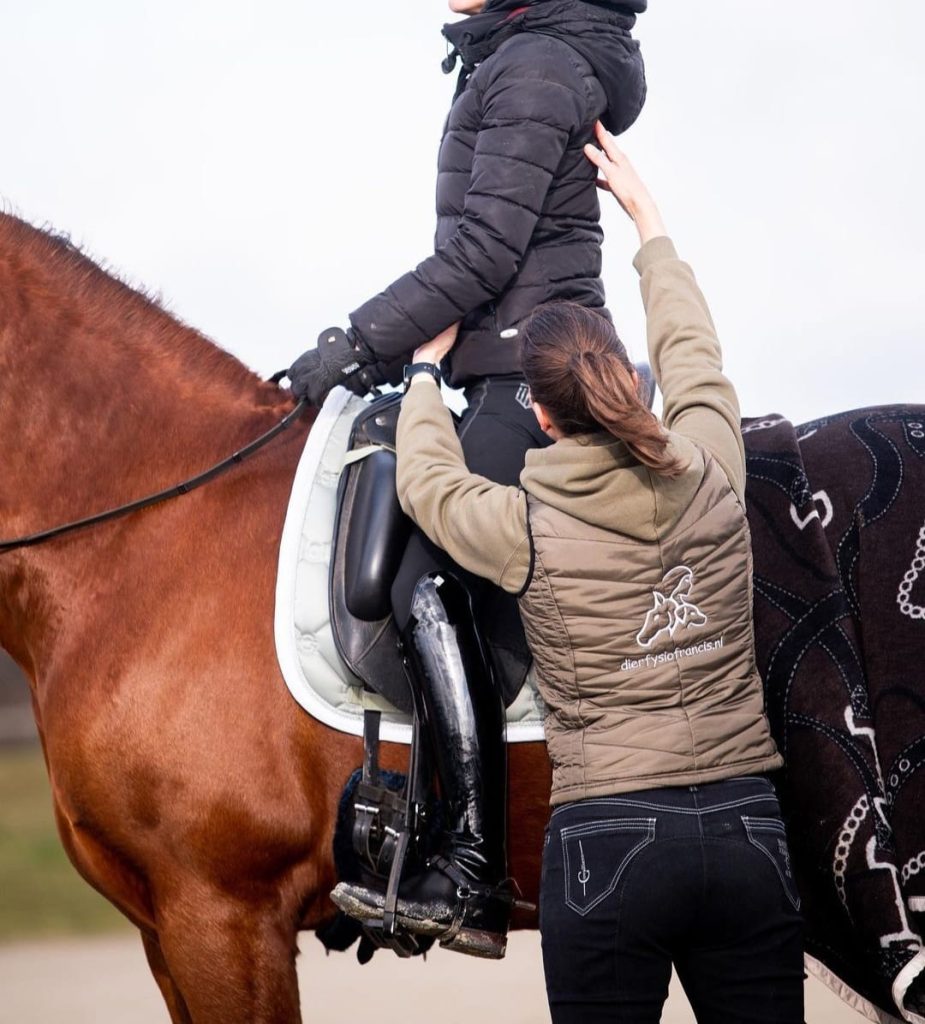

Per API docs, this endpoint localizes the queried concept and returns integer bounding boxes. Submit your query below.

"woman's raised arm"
[583,122,666,246]
[585,125,747,501]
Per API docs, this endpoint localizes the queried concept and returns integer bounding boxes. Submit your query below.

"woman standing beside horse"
[335,127,805,1021]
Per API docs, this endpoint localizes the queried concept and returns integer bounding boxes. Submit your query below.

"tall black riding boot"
[332,572,511,958]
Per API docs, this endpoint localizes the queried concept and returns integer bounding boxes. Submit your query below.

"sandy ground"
[0,931,872,1023]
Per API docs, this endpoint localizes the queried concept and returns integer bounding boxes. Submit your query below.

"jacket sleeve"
[349,42,587,379]
[395,378,531,594]
[633,237,747,502]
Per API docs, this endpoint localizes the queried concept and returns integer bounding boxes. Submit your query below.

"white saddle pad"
[274,387,547,746]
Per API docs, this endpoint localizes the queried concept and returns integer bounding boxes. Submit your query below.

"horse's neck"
[0,221,284,504]
[4,321,284,515]
[0,235,294,685]
[1,362,291,688]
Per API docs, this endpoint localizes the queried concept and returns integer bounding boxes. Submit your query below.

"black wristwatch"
[403,362,442,391]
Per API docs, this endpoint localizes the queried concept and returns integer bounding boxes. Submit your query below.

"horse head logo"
[635,565,707,649]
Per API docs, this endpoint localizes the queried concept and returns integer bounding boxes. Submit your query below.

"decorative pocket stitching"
[560,818,656,917]
[742,815,801,911]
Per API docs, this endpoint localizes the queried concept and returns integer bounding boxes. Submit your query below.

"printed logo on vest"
[636,565,707,649]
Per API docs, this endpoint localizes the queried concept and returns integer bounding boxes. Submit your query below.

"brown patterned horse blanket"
[743,405,925,1022]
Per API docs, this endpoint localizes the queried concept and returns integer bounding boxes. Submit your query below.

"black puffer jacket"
[349,0,646,388]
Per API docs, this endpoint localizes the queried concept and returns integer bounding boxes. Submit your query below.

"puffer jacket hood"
[515,1,647,133]
[446,0,646,133]
[520,431,707,540]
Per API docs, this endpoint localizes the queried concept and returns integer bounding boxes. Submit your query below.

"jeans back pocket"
[560,818,655,916]
[742,815,801,910]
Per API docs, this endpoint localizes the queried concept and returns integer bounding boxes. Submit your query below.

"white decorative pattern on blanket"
[744,406,925,1024]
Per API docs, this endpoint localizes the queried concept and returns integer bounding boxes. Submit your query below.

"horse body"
[0,215,551,1021]
[18,214,924,1021]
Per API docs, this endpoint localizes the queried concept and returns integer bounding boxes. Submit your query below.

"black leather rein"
[0,394,309,555]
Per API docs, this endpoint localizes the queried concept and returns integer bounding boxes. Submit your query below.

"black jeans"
[391,377,549,686]
[540,776,804,1024]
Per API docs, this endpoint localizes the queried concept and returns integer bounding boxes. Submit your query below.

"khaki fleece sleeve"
[395,378,531,594]
[633,236,746,502]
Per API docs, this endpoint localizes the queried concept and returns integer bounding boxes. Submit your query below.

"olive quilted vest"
[519,452,782,805]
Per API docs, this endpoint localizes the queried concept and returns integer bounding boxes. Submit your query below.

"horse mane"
[0,211,268,395]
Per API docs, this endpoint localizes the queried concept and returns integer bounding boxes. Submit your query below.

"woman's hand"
[413,321,460,366]
[583,122,667,245]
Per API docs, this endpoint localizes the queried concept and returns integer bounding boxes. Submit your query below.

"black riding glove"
[288,327,378,406]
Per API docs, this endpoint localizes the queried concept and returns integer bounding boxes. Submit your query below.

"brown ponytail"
[520,302,687,477]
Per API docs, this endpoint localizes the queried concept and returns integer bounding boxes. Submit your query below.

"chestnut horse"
[0,214,551,1022]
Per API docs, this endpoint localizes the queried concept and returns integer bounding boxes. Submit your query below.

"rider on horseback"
[289,0,647,957]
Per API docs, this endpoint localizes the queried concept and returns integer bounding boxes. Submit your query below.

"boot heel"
[440,926,507,960]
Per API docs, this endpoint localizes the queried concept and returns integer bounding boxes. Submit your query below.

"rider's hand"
[583,123,667,246]
[413,322,460,366]
[289,327,375,406]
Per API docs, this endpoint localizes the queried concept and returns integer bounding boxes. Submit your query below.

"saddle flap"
[330,393,415,713]
[344,448,412,622]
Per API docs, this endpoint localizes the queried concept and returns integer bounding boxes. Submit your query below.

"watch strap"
[403,362,442,390]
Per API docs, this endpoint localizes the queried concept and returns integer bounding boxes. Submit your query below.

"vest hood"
[520,431,706,540]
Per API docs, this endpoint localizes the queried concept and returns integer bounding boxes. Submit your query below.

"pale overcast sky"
[1,1,923,425]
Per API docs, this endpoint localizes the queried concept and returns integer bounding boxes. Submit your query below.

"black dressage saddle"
[329,391,530,714]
